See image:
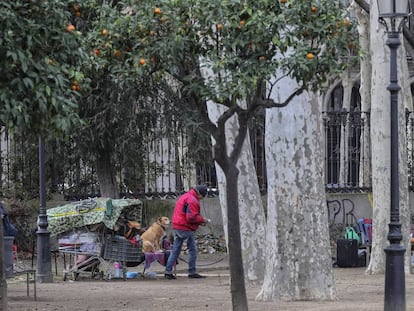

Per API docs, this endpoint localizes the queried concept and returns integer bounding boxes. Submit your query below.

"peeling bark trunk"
[257,83,335,301]
[367,0,410,274]
[352,1,372,187]
[207,101,266,282]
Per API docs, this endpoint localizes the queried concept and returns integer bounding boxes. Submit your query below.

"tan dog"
[140,216,170,253]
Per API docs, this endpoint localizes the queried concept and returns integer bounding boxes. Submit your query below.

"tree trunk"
[352,2,372,188]
[96,149,119,199]
[339,70,352,185]
[0,216,8,310]
[366,0,411,274]
[257,88,335,301]
[207,101,266,282]
[225,164,249,310]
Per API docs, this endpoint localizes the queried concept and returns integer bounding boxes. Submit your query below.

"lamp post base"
[384,244,406,311]
[36,229,53,283]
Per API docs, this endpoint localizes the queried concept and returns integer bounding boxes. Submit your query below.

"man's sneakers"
[188,273,206,279]
[164,273,176,280]
[165,273,206,279]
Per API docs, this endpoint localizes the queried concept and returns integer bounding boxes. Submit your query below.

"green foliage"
[0,0,86,137]
[0,0,359,197]
[87,0,359,103]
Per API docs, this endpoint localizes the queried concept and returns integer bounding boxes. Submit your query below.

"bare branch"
[353,0,369,13]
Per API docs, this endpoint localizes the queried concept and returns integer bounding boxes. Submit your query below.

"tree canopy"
[0,1,86,136]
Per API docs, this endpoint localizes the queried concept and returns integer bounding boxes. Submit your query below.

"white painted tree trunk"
[257,80,335,300]
[207,100,267,281]
[367,0,410,274]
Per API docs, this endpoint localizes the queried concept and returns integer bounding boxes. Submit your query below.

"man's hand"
[200,218,211,226]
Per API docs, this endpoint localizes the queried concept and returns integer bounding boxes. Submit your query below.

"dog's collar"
[157,222,166,231]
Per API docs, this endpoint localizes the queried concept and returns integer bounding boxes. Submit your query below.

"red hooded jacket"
[171,188,205,231]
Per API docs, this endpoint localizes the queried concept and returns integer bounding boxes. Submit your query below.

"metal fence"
[3,109,414,199]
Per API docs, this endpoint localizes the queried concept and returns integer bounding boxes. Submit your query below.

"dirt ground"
[6,252,414,311]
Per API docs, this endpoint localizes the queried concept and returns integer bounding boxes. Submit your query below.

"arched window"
[324,82,367,191]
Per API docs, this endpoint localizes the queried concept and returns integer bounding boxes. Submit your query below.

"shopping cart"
[102,235,145,280]
[61,241,112,281]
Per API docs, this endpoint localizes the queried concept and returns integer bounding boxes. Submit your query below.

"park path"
[6,253,414,311]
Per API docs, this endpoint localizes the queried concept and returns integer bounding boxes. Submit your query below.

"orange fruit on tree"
[66,24,75,32]
[102,29,108,36]
[280,0,287,3]
[306,52,315,60]
[154,7,161,15]
[75,11,81,17]
[348,41,355,49]
[343,19,351,27]
[311,6,317,13]
[113,50,122,58]
[259,56,265,61]
[71,81,80,91]
[94,48,101,56]
[139,58,146,65]
[239,20,246,26]
[217,23,223,31]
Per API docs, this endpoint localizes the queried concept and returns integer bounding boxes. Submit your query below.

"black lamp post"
[377,0,410,310]
[36,137,53,282]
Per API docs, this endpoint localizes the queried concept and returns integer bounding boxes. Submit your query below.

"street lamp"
[36,137,53,282]
[377,0,410,310]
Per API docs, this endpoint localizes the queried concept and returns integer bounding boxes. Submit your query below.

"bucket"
[3,236,14,277]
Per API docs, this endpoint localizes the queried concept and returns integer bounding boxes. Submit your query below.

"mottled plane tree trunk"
[257,80,335,300]
[360,0,411,274]
[352,1,372,188]
[207,100,266,282]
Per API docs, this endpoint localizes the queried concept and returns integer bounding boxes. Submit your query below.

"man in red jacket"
[164,184,209,279]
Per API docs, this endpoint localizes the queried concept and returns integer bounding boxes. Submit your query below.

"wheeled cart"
[102,235,145,279]
[60,244,111,281]
[47,198,145,281]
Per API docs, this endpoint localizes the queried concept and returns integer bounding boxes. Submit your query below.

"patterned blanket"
[47,198,142,236]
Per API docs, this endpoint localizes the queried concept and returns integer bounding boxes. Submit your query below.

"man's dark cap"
[195,184,208,197]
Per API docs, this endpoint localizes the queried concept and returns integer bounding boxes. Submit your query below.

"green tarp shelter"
[47,197,142,236]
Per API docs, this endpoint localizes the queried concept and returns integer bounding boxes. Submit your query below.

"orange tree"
[78,0,358,309]
[0,0,88,304]
[58,1,193,198]
[0,1,86,137]
[128,0,355,306]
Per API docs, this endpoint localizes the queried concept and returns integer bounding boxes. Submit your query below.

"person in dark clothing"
[164,185,209,279]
